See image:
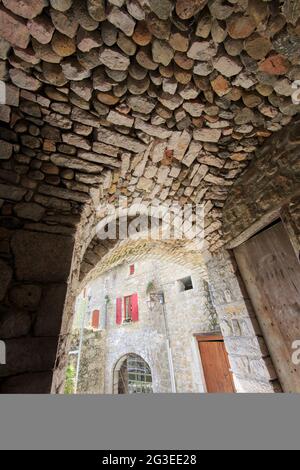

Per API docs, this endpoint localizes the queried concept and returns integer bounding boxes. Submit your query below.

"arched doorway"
[114,354,153,395]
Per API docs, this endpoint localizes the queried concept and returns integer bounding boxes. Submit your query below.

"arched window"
[114,354,153,394]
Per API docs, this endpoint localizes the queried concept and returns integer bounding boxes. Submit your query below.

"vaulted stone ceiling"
[80,237,205,287]
[0,0,299,253]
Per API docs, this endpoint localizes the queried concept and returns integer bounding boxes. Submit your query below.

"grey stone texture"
[0,226,75,392]
[11,230,74,282]
[0,1,299,394]
[72,257,218,394]
[223,118,300,249]
[206,250,280,393]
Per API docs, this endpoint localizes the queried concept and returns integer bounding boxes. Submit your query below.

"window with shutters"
[124,295,133,323]
[129,264,135,275]
[116,294,139,325]
[91,309,100,329]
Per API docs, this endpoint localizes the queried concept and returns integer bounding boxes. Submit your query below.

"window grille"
[118,354,153,394]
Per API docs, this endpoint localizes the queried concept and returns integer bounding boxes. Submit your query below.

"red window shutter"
[130,265,135,275]
[116,298,123,325]
[131,293,139,322]
[92,310,100,329]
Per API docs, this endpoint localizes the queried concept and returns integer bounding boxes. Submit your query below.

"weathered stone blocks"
[11,230,74,283]
[9,284,42,311]
[3,0,47,20]
[34,283,68,336]
[0,306,32,339]
[0,337,58,378]
[0,184,26,202]
[0,371,53,394]
[0,5,30,49]
[0,260,12,301]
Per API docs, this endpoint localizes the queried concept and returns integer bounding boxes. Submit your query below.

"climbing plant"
[64,365,76,395]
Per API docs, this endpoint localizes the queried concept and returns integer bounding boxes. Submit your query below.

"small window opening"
[130,264,135,275]
[177,276,194,292]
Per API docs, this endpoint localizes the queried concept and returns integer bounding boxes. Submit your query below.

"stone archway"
[113,353,153,395]
[52,229,206,394]
[0,1,299,393]
[223,117,300,254]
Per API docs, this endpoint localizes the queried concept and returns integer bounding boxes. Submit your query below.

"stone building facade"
[73,257,219,394]
[0,1,299,394]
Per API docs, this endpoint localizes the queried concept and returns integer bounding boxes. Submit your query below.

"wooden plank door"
[198,336,235,393]
[234,222,300,393]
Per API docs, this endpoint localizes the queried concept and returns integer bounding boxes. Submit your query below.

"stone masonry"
[223,117,300,250]
[0,0,299,393]
[72,256,219,393]
[207,250,281,393]
[208,118,300,394]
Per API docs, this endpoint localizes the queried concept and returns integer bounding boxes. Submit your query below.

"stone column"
[0,228,74,393]
[206,249,281,393]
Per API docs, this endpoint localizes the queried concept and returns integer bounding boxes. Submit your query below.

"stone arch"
[0,1,299,394]
[80,238,205,287]
[222,117,300,254]
[112,353,153,395]
[51,219,206,394]
[78,203,207,284]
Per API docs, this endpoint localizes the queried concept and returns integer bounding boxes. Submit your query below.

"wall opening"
[114,354,153,395]
[177,276,194,292]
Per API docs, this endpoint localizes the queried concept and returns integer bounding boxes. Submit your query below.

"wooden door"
[197,335,235,393]
[234,222,300,393]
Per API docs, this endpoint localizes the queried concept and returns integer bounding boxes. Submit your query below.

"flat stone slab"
[11,230,74,283]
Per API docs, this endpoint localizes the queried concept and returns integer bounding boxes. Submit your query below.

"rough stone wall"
[51,202,98,393]
[215,116,300,393]
[79,257,215,393]
[207,249,281,393]
[75,329,106,395]
[223,117,300,248]
[0,0,299,394]
[0,227,75,393]
[0,0,299,266]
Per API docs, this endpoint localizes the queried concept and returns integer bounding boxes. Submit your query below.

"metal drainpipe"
[104,296,109,329]
[160,295,177,393]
